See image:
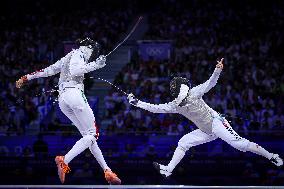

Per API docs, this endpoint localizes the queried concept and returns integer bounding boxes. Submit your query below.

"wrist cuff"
[21,75,28,82]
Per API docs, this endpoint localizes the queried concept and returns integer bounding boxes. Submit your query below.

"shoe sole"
[108,178,121,185]
[275,162,283,167]
[153,162,170,179]
[55,158,65,184]
[271,155,283,167]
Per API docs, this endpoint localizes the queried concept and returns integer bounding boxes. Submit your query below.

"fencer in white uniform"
[128,58,283,178]
[16,38,121,184]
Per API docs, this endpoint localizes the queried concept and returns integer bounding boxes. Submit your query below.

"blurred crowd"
[104,0,284,135]
[1,0,284,137]
[0,0,134,136]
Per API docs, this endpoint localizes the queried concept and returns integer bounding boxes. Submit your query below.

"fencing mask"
[76,37,101,62]
[170,77,191,98]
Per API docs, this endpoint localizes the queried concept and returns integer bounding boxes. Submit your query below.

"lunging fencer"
[16,38,121,184]
[127,58,283,178]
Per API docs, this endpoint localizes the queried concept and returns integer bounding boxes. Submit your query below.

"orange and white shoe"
[55,156,71,184]
[104,169,121,185]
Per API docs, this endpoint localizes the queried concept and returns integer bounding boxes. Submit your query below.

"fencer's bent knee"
[178,138,189,152]
[78,135,96,147]
[177,145,187,152]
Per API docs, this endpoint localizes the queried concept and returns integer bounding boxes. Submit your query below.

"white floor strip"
[0,186,283,189]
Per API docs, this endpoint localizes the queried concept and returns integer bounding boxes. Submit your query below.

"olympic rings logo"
[146,47,164,56]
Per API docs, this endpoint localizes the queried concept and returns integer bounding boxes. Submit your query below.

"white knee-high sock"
[64,136,91,164]
[247,142,273,160]
[89,141,110,171]
[167,146,186,173]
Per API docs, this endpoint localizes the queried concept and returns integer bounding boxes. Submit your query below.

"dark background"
[0,0,284,186]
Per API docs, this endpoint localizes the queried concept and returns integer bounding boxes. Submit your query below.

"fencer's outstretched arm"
[69,51,106,76]
[135,101,176,114]
[191,58,224,97]
[128,93,174,113]
[15,52,73,88]
[128,84,190,113]
[26,60,62,81]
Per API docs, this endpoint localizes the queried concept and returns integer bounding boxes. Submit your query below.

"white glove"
[127,93,138,105]
[96,55,106,65]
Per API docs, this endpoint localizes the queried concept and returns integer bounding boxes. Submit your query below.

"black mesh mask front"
[76,38,101,62]
[170,77,191,98]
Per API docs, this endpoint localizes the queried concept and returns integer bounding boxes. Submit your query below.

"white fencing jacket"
[26,46,105,92]
[135,68,222,134]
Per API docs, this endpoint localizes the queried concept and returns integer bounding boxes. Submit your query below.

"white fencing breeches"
[178,117,250,152]
[167,116,273,173]
[58,88,109,170]
[59,88,96,133]
[178,116,274,157]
